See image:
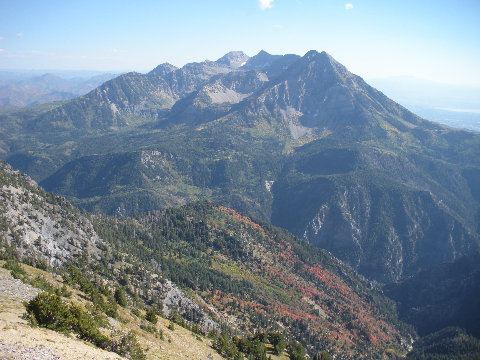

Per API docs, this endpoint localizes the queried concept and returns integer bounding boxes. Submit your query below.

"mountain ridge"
[1,49,479,283]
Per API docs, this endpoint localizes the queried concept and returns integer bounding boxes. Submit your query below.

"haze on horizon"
[0,0,479,86]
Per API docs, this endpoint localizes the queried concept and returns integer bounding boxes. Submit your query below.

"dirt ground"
[0,266,224,360]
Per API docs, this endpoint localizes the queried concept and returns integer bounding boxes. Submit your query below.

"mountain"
[384,252,480,338]
[216,51,250,68]
[242,50,282,70]
[27,57,247,133]
[405,327,480,360]
[271,135,480,281]
[0,160,414,359]
[1,50,480,283]
[27,73,78,92]
[0,72,118,107]
[31,72,175,132]
[0,83,75,107]
[148,62,178,77]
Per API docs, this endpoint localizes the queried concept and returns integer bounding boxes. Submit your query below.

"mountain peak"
[257,49,271,56]
[216,51,250,68]
[303,50,333,62]
[242,50,282,70]
[36,73,63,80]
[304,49,320,57]
[296,50,350,81]
[148,62,178,77]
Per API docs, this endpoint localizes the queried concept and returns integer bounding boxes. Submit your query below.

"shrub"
[213,333,242,359]
[131,308,141,318]
[114,287,127,307]
[145,308,158,324]
[287,340,306,360]
[313,351,332,360]
[4,257,26,279]
[111,331,146,360]
[67,266,118,318]
[267,332,286,355]
[25,292,145,359]
[27,276,57,295]
[35,256,50,271]
[25,292,72,331]
[70,304,111,348]
[140,322,157,334]
[168,309,185,327]
[25,292,109,346]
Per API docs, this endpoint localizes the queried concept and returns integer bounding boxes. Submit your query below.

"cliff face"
[272,141,479,282]
[0,161,103,266]
[288,181,476,282]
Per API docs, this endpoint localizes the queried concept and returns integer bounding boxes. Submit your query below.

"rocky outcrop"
[0,161,103,266]
[0,161,218,332]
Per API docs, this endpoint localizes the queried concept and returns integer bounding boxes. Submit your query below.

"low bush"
[145,308,158,324]
[25,292,145,360]
[111,331,146,360]
[3,257,26,279]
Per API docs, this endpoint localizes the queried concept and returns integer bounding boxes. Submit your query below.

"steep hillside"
[91,202,414,358]
[0,160,103,266]
[0,161,414,359]
[37,123,285,220]
[230,50,425,141]
[32,72,176,132]
[0,161,216,334]
[271,139,480,281]
[405,328,480,360]
[384,252,480,338]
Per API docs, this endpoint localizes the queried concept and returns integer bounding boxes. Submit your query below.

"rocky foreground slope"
[0,161,216,332]
[0,264,224,360]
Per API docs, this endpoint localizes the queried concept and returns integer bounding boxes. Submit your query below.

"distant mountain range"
[0,50,479,286]
[0,71,117,107]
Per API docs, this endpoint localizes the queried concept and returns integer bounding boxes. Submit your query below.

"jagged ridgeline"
[2,49,480,284]
[0,161,413,359]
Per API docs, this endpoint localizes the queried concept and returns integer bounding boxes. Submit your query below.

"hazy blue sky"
[0,0,479,85]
